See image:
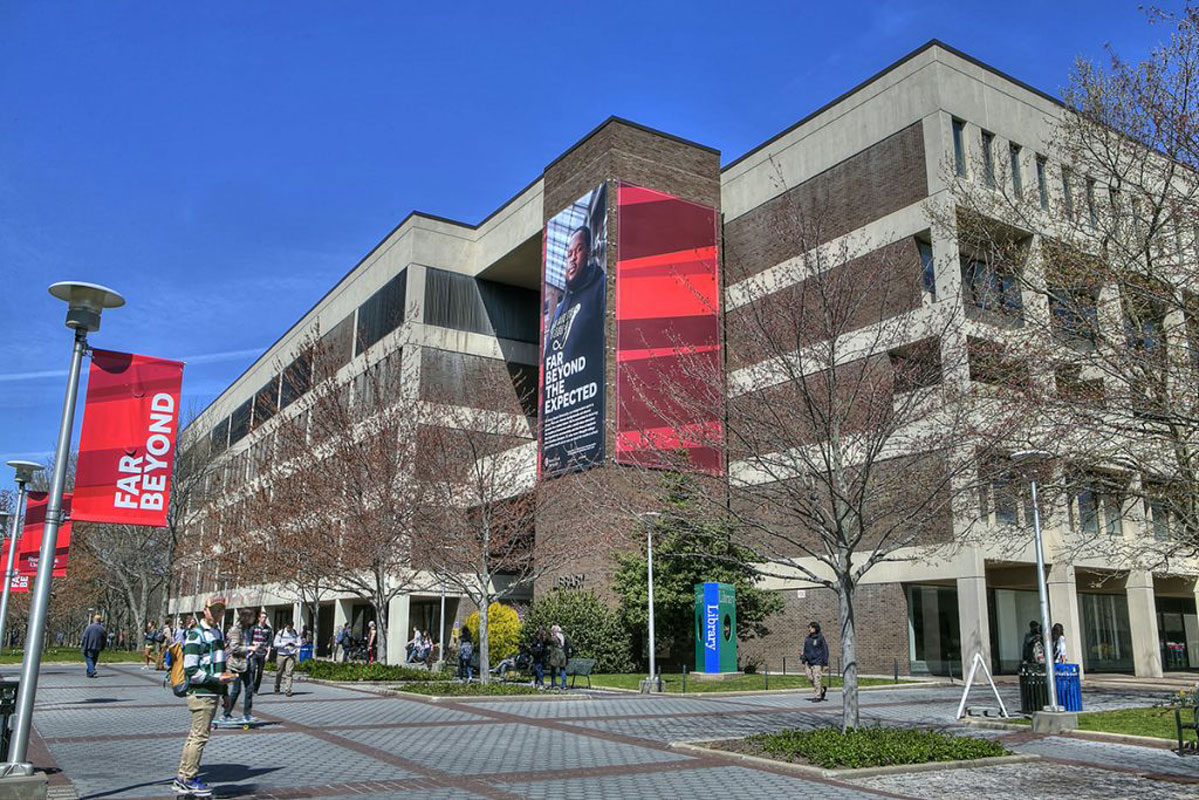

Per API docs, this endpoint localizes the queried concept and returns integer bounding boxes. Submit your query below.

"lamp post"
[0,461,45,652]
[1011,449,1061,713]
[2,282,123,777]
[638,511,661,692]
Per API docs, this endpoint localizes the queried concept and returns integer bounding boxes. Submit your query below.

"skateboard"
[211,716,265,731]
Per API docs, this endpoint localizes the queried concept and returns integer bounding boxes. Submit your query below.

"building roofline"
[722,39,1065,171]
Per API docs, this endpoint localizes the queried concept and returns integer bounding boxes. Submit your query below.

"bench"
[566,657,597,689]
[1176,705,1199,756]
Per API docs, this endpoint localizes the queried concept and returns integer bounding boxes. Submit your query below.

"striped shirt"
[182,621,227,696]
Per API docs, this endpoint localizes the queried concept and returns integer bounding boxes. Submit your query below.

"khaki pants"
[274,654,296,693]
[805,663,824,697]
[178,694,219,780]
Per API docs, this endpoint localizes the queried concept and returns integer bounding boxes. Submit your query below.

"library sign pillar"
[694,582,737,674]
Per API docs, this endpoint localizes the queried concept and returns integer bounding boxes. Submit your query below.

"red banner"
[615,183,723,473]
[18,492,71,578]
[0,538,30,593]
[73,350,184,526]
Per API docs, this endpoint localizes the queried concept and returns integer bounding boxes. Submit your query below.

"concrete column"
[1125,570,1163,677]
[333,598,351,630]
[292,602,303,629]
[386,594,411,665]
[1047,563,1084,676]
[956,570,991,671]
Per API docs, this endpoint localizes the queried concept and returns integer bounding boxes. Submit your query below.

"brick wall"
[724,122,927,284]
[740,582,912,676]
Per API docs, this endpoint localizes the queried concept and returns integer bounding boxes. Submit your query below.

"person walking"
[801,621,829,702]
[273,621,301,696]
[551,624,572,690]
[173,596,234,798]
[142,621,158,670]
[546,626,566,691]
[529,628,547,689]
[457,627,474,681]
[1021,620,1043,666]
[221,608,258,724]
[250,610,273,693]
[334,623,351,662]
[365,620,378,665]
[81,614,106,679]
[156,620,173,671]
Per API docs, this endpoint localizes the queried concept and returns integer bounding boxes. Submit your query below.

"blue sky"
[0,0,1177,462]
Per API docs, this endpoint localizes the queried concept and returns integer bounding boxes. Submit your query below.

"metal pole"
[1029,477,1060,712]
[438,584,446,667]
[6,329,87,771]
[646,517,656,689]
[0,482,32,650]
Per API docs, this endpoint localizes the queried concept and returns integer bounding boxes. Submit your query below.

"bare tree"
[616,195,1033,729]
[948,4,1199,566]
[415,357,584,681]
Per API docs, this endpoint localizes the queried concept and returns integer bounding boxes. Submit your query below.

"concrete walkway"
[13,664,1197,799]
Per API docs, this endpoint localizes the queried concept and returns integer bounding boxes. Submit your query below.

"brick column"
[1125,570,1162,677]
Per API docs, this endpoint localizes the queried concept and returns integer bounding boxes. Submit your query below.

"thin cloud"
[0,346,265,383]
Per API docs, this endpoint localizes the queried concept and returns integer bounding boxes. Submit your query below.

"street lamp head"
[48,281,125,332]
[1010,449,1053,465]
[6,460,44,485]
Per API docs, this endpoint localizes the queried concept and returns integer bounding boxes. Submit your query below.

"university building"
[173,40,1199,676]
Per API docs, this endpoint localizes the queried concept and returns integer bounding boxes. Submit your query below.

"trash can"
[298,644,314,663]
[1054,663,1083,712]
[0,678,18,762]
[1018,665,1048,714]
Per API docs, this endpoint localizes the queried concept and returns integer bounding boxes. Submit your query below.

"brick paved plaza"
[15,664,1197,798]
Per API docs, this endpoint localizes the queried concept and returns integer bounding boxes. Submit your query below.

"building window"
[356,269,408,355]
[1047,286,1098,344]
[979,459,1035,527]
[252,377,279,429]
[1036,156,1049,210]
[210,416,230,455]
[916,240,936,297]
[1009,143,1022,197]
[1061,168,1075,218]
[424,268,539,343]
[888,337,941,393]
[981,131,996,187]
[952,118,966,177]
[967,337,1029,387]
[228,399,252,446]
[1123,290,1165,353]
[1086,179,1098,227]
[961,256,1023,318]
[280,351,313,409]
[1071,475,1125,537]
[1146,496,1173,540]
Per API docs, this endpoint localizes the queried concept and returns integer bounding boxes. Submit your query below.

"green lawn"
[1010,706,1182,740]
[588,672,896,693]
[0,647,147,665]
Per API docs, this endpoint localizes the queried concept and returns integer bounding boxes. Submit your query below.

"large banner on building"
[539,182,608,476]
[73,350,185,526]
[615,183,723,472]
[18,492,72,578]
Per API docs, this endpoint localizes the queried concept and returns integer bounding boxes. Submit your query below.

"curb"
[961,715,1182,749]
[588,681,941,698]
[671,739,1040,778]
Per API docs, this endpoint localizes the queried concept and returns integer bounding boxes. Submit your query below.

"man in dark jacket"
[800,621,829,702]
[81,614,106,678]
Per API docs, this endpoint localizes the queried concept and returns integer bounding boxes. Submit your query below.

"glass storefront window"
[907,585,961,677]
[1079,592,1134,672]
[988,588,1041,674]
[1156,596,1198,671]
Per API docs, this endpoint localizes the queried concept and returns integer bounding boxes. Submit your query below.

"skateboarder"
[173,596,234,797]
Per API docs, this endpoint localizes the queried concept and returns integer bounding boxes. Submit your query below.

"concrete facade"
[173,41,1199,676]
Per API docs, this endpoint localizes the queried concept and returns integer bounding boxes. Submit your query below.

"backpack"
[166,640,188,697]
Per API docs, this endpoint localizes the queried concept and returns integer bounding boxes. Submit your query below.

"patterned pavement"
[7,663,1195,798]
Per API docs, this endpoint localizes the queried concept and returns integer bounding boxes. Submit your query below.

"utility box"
[694,582,737,674]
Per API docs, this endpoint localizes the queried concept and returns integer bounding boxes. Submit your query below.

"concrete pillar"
[1125,570,1163,677]
[956,571,991,671]
[292,602,304,629]
[1047,563,1084,677]
[333,598,351,630]
[386,594,410,665]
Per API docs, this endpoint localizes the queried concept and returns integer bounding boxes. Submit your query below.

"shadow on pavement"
[78,765,279,800]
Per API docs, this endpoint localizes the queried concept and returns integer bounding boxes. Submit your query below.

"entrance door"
[1156,596,1198,670]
